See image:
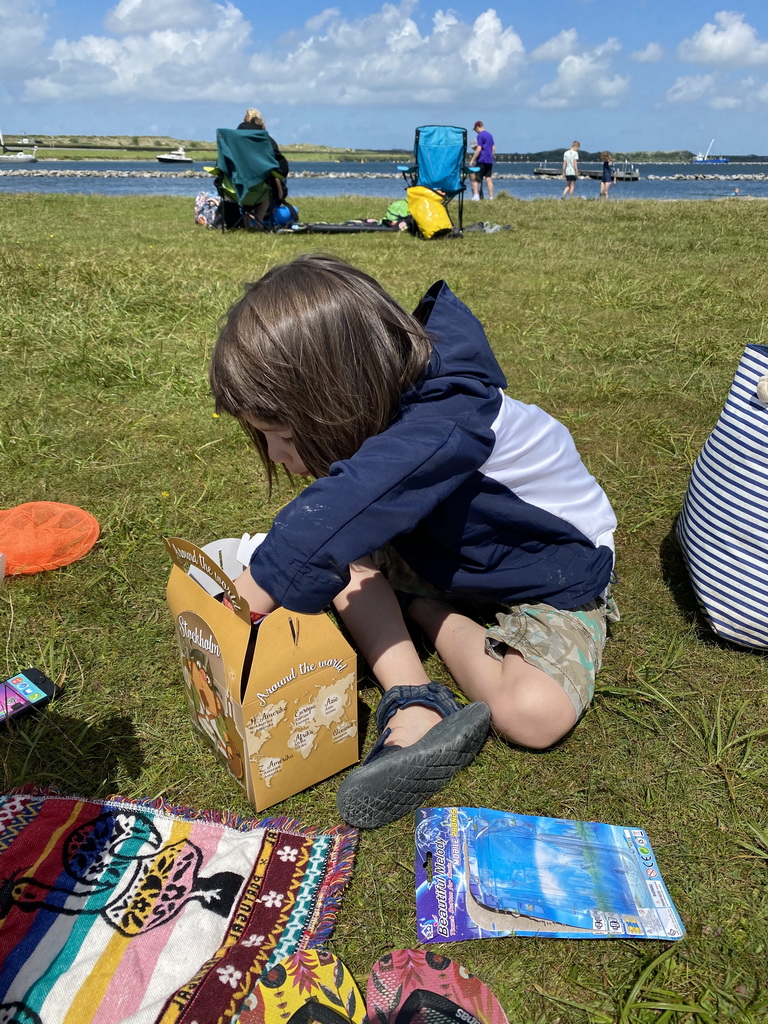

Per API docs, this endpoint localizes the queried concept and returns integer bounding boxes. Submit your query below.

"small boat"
[691,140,729,165]
[156,146,194,164]
[0,130,37,163]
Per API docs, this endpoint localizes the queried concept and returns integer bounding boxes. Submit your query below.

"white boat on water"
[156,146,193,164]
[691,139,729,165]
[0,131,37,163]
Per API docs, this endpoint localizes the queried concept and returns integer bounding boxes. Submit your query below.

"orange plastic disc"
[0,501,100,574]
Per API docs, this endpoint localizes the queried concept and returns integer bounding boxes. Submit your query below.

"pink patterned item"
[366,949,509,1024]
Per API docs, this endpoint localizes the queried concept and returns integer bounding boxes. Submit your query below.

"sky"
[2,1,768,153]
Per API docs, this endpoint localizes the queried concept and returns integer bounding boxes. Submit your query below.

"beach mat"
[0,789,357,1023]
[282,221,401,234]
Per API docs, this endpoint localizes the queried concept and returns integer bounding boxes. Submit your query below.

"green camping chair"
[208,128,287,231]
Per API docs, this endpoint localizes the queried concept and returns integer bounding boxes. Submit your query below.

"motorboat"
[156,146,194,164]
[691,140,729,165]
[0,131,37,162]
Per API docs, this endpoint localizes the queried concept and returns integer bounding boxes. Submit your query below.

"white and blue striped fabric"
[677,344,768,648]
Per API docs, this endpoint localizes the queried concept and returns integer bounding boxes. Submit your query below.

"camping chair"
[398,125,470,235]
[208,128,288,231]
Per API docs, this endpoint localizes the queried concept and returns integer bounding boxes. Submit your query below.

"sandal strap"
[375,681,461,735]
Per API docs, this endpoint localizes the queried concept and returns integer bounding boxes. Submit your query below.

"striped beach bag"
[676,344,768,648]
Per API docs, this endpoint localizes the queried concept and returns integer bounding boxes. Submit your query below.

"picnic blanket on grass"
[0,789,357,1024]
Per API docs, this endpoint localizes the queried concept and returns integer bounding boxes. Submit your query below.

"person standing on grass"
[562,140,580,199]
[209,253,619,831]
[600,152,615,198]
[469,121,495,200]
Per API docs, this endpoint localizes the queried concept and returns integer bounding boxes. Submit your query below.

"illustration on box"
[415,807,685,942]
[177,615,246,781]
[165,533,358,811]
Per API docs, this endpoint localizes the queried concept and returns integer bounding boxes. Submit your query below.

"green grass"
[2,193,768,1022]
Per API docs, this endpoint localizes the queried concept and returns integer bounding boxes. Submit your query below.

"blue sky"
[2,1,768,153]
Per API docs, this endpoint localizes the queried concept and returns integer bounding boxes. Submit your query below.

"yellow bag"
[407,186,454,239]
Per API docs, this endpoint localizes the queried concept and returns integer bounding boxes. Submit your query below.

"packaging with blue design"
[164,535,358,811]
[415,806,685,942]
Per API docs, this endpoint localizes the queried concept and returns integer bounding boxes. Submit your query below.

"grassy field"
[1,193,767,1022]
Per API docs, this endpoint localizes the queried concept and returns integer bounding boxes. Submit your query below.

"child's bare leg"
[409,597,577,749]
[332,558,441,747]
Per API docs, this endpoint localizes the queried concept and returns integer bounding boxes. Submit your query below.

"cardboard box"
[164,536,358,811]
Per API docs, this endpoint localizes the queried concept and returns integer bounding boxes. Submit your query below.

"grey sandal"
[336,681,491,829]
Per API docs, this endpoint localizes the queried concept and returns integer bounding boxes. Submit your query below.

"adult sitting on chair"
[237,108,289,203]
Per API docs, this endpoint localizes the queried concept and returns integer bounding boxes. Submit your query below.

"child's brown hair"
[210,254,432,484]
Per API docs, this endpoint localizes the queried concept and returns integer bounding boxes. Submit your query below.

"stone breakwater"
[0,168,625,183]
[0,168,409,180]
[0,168,580,181]
[646,172,768,181]
[0,168,211,179]
[4,167,767,184]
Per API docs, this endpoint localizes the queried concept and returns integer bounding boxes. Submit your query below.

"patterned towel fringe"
[306,824,360,948]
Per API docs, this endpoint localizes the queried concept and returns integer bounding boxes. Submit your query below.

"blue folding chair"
[398,125,470,234]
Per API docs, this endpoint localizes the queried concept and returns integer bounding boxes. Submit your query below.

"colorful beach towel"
[0,789,357,1024]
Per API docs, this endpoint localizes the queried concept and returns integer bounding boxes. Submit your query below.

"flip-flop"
[366,949,509,1024]
[336,682,491,829]
[240,950,366,1024]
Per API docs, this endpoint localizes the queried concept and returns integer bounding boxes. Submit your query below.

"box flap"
[164,537,250,625]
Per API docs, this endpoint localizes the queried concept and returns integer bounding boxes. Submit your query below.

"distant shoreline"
[5,136,768,164]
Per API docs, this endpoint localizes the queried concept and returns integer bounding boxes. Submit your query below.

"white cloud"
[679,11,768,67]
[245,5,525,106]
[531,29,579,62]
[709,95,742,109]
[529,37,628,109]
[24,1,253,103]
[16,3,529,108]
[630,42,663,63]
[665,74,715,103]
[305,8,341,34]
[105,0,227,35]
[0,0,50,81]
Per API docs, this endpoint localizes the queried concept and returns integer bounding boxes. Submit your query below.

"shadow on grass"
[660,515,767,657]
[1,712,144,797]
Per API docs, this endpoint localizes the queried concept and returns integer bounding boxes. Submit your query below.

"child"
[561,140,580,198]
[600,151,615,198]
[210,254,618,829]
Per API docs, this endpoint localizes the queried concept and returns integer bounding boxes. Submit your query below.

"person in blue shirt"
[469,121,496,200]
[209,254,619,829]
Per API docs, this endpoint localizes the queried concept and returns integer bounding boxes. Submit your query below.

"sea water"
[1,159,767,202]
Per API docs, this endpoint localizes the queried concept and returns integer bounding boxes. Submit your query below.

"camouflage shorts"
[485,593,620,717]
[372,545,619,717]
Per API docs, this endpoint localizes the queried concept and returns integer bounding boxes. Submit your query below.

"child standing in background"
[600,152,616,198]
[210,254,619,829]
[562,141,580,198]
